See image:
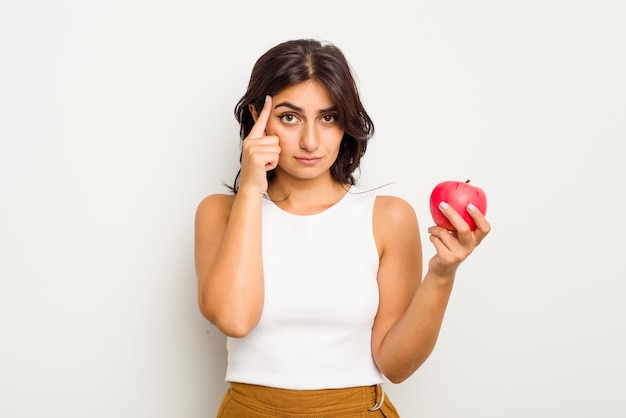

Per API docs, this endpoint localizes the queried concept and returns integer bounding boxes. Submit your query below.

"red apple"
[430,179,487,231]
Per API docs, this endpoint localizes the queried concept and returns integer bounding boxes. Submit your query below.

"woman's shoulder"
[370,195,420,258]
[373,194,419,235]
[374,195,417,219]
[196,193,236,221]
[198,192,236,205]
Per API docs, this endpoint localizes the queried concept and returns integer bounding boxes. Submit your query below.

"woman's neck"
[266,176,350,216]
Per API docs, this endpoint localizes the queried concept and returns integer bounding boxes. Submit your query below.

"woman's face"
[263,80,345,183]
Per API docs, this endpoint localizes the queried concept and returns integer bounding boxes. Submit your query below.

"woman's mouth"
[296,157,322,165]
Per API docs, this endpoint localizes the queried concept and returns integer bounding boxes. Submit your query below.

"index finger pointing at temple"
[249,95,272,139]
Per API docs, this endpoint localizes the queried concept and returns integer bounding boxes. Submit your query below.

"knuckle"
[456,224,471,234]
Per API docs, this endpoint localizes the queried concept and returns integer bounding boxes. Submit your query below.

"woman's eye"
[322,114,338,124]
[279,114,298,124]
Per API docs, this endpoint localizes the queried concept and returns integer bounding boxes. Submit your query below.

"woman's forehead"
[273,80,334,111]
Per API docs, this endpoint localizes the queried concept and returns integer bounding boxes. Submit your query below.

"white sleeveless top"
[225,187,383,390]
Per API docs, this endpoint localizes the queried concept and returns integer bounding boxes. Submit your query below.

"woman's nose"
[299,123,319,151]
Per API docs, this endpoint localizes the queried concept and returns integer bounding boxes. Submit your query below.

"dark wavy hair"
[229,39,374,193]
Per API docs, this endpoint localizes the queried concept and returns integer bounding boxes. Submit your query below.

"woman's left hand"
[427,202,491,277]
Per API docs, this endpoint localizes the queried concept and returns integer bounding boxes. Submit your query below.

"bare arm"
[371,196,490,383]
[195,192,265,337]
[194,96,280,337]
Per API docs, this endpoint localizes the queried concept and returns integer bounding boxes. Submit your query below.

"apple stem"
[466,179,471,183]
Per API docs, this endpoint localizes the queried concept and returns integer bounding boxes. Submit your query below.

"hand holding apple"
[430,179,487,231]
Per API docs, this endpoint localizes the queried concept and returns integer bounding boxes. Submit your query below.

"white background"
[1,1,625,417]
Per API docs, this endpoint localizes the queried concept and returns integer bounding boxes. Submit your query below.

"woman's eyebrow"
[274,101,303,112]
[274,101,337,115]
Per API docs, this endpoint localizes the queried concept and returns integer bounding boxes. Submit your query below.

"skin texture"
[194,79,491,383]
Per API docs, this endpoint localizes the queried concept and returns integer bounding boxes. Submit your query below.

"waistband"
[227,382,385,416]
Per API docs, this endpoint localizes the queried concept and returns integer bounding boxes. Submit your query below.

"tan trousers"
[216,382,400,417]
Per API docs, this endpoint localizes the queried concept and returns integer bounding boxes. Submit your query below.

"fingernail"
[264,95,270,103]
[467,203,476,212]
[439,201,449,210]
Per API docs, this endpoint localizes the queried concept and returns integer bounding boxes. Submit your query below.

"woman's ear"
[248,104,259,122]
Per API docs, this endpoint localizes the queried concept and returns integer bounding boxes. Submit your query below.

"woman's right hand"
[239,95,281,195]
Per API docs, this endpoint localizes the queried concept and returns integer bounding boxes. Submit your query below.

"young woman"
[195,39,490,417]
